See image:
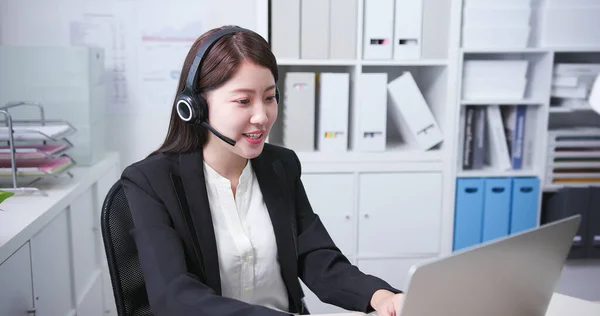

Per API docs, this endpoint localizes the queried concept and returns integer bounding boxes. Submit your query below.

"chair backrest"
[101,180,153,316]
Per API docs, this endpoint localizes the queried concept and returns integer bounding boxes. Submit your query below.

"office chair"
[101,180,153,316]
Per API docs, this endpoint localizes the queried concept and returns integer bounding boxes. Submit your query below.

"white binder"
[393,0,423,59]
[387,72,443,150]
[358,73,387,151]
[363,0,394,59]
[270,0,300,59]
[301,0,329,59]
[318,73,350,151]
[330,0,357,59]
[283,72,316,151]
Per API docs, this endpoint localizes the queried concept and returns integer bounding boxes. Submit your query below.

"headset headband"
[185,26,252,93]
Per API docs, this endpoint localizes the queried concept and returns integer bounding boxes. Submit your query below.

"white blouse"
[203,160,289,312]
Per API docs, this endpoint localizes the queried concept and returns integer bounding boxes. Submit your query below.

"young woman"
[121,25,403,316]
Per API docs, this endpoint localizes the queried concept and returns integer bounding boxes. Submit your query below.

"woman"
[121,25,403,316]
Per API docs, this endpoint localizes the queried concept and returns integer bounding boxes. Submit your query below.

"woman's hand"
[370,289,404,316]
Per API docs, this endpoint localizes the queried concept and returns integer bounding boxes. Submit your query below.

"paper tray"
[0,122,76,141]
[0,144,70,160]
[0,156,74,177]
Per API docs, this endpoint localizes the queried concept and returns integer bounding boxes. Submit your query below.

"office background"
[0,0,599,315]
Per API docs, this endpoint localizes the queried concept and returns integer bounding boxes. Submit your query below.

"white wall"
[0,0,267,169]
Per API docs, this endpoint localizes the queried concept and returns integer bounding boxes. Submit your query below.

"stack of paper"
[546,127,600,188]
[551,63,600,111]
[462,60,529,100]
[461,0,532,49]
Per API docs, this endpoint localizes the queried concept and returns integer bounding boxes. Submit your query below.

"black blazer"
[120,143,400,316]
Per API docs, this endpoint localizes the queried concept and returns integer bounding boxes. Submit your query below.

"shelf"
[458,168,539,178]
[277,59,356,66]
[361,59,448,66]
[295,145,443,164]
[461,99,546,105]
[461,48,550,54]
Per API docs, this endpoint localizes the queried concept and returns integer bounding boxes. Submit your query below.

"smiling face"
[203,60,278,160]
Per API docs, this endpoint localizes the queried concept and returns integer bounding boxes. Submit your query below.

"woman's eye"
[266,96,276,102]
[238,99,250,104]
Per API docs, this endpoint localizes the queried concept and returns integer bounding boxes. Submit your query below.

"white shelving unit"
[261,0,600,311]
[264,0,460,313]
[453,0,600,303]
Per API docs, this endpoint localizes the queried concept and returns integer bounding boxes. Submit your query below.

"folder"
[387,72,443,150]
[330,0,357,59]
[317,73,350,151]
[270,0,300,59]
[588,188,600,259]
[482,178,511,242]
[454,178,485,251]
[358,73,387,151]
[393,0,423,59]
[301,0,329,59]
[544,187,591,259]
[283,72,316,151]
[363,0,394,59]
[509,177,540,235]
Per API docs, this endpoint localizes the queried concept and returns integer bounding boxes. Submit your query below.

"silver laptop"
[397,215,581,316]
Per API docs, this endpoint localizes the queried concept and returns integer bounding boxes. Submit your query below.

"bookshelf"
[453,0,600,303]
[265,0,457,313]
[263,0,600,312]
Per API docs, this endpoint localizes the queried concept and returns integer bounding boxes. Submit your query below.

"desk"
[312,292,600,316]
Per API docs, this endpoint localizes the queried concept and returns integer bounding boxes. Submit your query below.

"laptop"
[395,215,581,316]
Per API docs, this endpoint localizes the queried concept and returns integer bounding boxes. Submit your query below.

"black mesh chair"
[101,180,153,316]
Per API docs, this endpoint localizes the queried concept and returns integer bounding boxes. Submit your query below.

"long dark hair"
[151,25,278,155]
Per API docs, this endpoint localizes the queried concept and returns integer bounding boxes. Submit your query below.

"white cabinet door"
[30,210,75,316]
[358,172,442,257]
[76,271,104,316]
[0,242,34,316]
[69,187,101,307]
[300,173,356,256]
[357,257,436,292]
[102,265,118,316]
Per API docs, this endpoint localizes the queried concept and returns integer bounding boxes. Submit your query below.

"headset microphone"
[174,26,279,147]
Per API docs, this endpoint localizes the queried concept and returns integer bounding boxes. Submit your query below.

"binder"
[363,0,394,59]
[482,178,511,242]
[358,73,387,151]
[301,0,329,59]
[544,187,591,259]
[330,0,357,59]
[270,0,300,59]
[454,178,485,251]
[387,72,443,150]
[283,72,316,151]
[509,177,540,235]
[393,0,423,59]
[588,188,600,259]
[317,73,350,151]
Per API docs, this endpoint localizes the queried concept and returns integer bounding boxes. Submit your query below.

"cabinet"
[0,243,34,316]
[298,171,443,314]
[0,152,120,316]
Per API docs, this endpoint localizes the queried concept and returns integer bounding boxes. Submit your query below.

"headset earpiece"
[275,86,280,104]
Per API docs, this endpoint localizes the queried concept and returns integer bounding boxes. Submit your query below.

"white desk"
[313,293,600,316]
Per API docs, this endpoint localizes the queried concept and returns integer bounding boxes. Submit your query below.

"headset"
[175,26,279,146]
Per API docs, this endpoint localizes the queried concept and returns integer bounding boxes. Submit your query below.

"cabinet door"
[0,242,34,316]
[31,210,74,316]
[358,172,442,256]
[76,271,104,316]
[69,187,101,306]
[300,173,356,256]
[357,257,435,292]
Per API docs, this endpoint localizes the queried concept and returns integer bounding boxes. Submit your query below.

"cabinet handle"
[345,215,351,220]
[364,214,369,219]
[27,308,36,315]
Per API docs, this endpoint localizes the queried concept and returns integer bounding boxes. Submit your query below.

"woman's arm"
[121,165,290,316]
[290,152,402,313]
